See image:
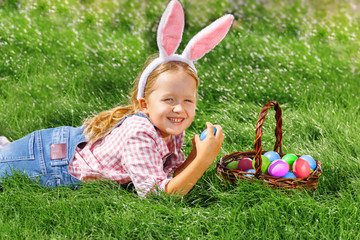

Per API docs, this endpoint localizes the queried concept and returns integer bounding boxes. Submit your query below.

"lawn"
[0,0,359,239]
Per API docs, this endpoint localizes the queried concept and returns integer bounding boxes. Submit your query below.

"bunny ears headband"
[137,0,234,100]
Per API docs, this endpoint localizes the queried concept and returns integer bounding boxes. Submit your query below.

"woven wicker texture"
[217,101,323,190]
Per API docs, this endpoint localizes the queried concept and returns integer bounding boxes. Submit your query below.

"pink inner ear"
[190,17,233,60]
[161,2,184,56]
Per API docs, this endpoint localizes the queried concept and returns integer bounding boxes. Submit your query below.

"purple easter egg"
[268,160,290,177]
[237,158,253,171]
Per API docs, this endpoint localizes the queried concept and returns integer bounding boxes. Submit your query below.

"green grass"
[1,0,360,239]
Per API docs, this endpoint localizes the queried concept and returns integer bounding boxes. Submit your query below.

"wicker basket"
[217,101,323,190]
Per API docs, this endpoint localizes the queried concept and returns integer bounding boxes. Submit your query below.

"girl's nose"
[173,103,185,113]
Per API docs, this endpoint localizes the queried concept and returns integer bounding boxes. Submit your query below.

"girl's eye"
[164,98,173,102]
[185,99,193,103]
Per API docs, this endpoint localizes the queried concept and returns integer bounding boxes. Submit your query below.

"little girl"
[0,0,233,197]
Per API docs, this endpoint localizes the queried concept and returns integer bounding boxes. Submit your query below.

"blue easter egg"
[282,171,297,178]
[299,155,317,170]
[245,169,256,177]
[264,151,281,163]
[200,128,217,141]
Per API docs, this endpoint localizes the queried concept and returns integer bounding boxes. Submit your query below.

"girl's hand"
[193,122,224,165]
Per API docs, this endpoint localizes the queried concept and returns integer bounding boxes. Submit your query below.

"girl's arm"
[172,139,197,177]
[165,122,224,196]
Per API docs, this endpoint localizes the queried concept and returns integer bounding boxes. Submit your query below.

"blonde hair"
[83,54,199,143]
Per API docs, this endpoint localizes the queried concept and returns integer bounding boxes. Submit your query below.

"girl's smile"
[168,117,184,123]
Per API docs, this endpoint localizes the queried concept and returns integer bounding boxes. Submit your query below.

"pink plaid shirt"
[68,114,186,197]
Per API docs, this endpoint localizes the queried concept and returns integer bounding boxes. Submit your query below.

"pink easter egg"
[292,158,311,178]
[237,158,253,171]
[268,160,290,177]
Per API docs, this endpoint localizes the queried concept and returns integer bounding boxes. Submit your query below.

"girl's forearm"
[173,148,197,176]
[165,154,211,196]
[167,124,224,196]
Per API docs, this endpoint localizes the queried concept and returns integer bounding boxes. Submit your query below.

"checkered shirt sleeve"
[69,115,185,197]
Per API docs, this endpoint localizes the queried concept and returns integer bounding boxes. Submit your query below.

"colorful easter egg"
[237,158,253,171]
[245,169,256,177]
[252,155,271,174]
[282,154,298,167]
[292,158,311,178]
[282,171,297,178]
[268,160,290,177]
[200,128,217,141]
[226,161,238,170]
[264,151,281,163]
[299,155,317,170]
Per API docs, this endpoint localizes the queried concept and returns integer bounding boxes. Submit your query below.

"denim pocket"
[0,132,35,162]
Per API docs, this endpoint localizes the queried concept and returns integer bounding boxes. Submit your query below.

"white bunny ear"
[157,0,185,58]
[182,14,234,61]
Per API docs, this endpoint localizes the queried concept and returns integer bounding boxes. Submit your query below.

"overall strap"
[113,112,154,129]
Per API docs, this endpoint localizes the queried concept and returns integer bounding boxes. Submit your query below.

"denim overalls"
[0,126,86,187]
[0,113,148,187]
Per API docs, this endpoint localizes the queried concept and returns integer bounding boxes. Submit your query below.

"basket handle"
[253,101,283,177]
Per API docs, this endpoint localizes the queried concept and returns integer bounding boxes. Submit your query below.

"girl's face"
[139,70,197,140]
